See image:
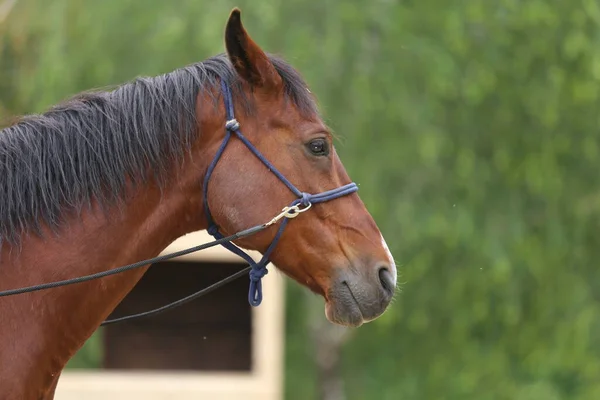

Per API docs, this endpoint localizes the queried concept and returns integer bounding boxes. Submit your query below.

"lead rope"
[0,225,266,299]
[0,207,298,326]
[102,204,310,325]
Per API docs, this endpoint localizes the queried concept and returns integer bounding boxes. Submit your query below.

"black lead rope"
[0,224,267,325]
[101,265,251,326]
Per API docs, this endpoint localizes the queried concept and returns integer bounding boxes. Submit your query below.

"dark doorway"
[103,261,253,371]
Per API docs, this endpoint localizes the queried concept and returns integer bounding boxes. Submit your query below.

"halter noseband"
[202,81,359,306]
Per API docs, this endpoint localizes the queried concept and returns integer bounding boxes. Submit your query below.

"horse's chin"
[324,300,366,328]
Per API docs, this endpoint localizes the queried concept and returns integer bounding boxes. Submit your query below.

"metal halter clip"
[265,202,312,227]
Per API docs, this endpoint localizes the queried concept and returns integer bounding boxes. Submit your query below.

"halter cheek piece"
[203,81,358,306]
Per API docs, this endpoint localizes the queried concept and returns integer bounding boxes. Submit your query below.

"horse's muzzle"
[325,260,396,327]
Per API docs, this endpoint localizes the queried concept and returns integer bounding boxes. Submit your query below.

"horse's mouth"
[324,284,365,327]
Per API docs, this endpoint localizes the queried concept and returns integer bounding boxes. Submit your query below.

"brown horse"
[0,8,396,399]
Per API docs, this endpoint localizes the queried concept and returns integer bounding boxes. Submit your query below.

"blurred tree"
[305,290,353,400]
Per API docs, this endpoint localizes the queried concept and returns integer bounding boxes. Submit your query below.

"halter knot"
[249,263,269,282]
[248,262,269,306]
[300,192,312,207]
[225,119,240,131]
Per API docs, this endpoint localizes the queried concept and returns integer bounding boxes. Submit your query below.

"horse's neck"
[0,176,205,398]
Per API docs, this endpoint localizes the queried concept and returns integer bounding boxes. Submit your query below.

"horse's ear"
[225,8,282,89]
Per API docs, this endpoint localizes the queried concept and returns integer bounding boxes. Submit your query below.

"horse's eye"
[307,138,329,156]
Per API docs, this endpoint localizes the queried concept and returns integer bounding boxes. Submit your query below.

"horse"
[0,8,397,399]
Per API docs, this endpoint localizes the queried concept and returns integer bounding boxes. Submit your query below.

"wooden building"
[55,230,285,400]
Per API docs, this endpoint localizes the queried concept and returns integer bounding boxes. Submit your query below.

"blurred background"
[2,0,600,399]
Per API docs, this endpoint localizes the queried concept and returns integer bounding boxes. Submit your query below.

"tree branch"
[305,292,353,400]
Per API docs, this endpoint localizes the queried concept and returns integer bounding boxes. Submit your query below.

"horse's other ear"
[224,8,282,90]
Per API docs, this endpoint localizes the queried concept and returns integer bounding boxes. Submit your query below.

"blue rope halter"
[203,81,359,307]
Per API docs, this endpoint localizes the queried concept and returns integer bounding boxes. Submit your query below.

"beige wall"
[55,231,285,400]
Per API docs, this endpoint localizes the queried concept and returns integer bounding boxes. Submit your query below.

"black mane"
[0,53,317,246]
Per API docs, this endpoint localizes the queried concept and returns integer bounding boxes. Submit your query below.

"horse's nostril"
[378,266,395,295]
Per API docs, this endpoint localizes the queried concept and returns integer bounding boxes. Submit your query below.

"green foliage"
[2,0,600,399]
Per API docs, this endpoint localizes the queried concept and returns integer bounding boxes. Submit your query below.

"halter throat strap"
[202,81,359,306]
